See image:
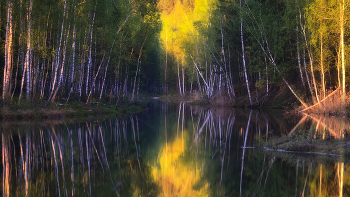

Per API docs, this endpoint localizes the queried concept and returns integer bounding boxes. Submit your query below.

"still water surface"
[1,101,350,196]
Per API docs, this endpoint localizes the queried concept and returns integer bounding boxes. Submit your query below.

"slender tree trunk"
[340,0,345,97]
[320,32,325,99]
[182,61,185,95]
[338,44,341,88]
[51,24,70,104]
[304,49,315,102]
[299,6,320,104]
[86,54,105,104]
[24,0,33,102]
[45,0,67,106]
[177,59,182,95]
[3,0,13,102]
[86,8,96,97]
[131,37,147,103]
[296,25,306,93]
[240,0,252,106]
[165,29,168,94]
[70,26,76,87]
[265,56,268,98]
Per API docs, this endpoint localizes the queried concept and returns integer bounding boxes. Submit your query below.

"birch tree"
[2,0,13,101]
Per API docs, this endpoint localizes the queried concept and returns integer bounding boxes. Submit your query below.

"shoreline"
[0,100,145,122]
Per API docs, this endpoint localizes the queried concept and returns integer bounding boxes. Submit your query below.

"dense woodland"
[0,0,349,107]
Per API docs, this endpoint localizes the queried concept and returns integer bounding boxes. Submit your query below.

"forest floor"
[0,100,145,122]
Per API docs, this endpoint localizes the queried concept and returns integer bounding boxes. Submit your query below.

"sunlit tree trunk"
[320,32,325,99]
[3,0,13,102]
[337,44,341,88]
[299,6,320,104]
[19,0,33,103]
[340,0,345,97]
[164,29,168,94]
[303,49,315,102]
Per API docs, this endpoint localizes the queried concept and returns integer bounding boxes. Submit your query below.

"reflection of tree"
[290,113,350,139]
[309,162,348,197]
[0,117,159,196]
[2,102,350,197]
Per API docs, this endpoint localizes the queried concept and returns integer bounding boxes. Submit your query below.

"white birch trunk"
[177,60,182,95]
[86,9,96,96]
[131,37,147,103]
[70,26,76,87]
[320,32,325,99]
[298,7,319,104]
[182,61,185,95]
[45,0,67,106]
[240,0,252,106]
[25,0,33,101]
[296,25,306,92]
[86,54,105,104]
[3,0,13,101]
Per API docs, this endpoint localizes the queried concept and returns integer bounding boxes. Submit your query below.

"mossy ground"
[256,127,350,156]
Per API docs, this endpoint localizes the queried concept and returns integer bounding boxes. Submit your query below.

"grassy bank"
[0,100,145,121]
[256,127,350,156]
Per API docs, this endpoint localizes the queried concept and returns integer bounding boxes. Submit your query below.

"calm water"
[1,101,350,196]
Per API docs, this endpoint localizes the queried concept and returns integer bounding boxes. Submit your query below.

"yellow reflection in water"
[309,162,349,197]
[151,131,209,196]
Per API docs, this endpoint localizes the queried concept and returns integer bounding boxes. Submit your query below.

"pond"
[1,101,349,196]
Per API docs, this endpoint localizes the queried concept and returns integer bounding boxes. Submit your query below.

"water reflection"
[0,101,350,196]
[291,112,350,139]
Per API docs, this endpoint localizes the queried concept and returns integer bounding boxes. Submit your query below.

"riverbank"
[0,100,145,121]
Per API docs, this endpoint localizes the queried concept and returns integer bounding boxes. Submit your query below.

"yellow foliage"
[158,0,217,65]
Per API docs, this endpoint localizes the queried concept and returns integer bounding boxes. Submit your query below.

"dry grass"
[299,88,350,115]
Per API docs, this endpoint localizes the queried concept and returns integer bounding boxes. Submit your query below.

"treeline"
[0,0,161,106]
[158,0,350,107]
[2,0,349,108]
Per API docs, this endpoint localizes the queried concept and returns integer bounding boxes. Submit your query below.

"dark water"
[1,101,349,196]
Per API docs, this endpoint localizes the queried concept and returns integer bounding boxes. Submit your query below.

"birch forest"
[0,0,161,105]
[1,0,350,108]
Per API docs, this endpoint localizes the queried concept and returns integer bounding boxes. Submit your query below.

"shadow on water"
[1,100,350,196]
